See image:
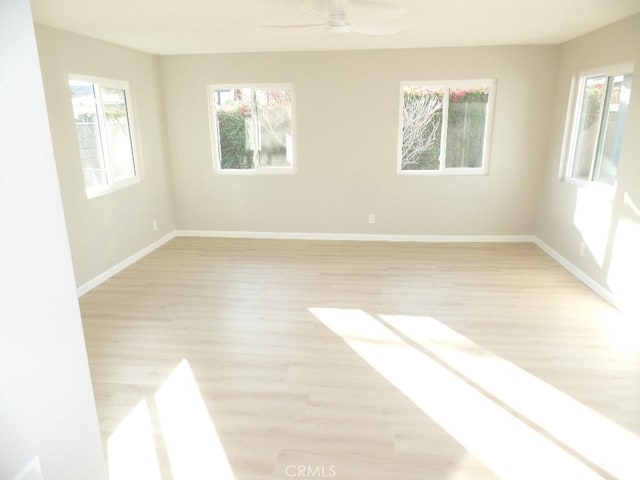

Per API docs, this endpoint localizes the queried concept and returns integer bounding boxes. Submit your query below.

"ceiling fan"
[266,0,407,36]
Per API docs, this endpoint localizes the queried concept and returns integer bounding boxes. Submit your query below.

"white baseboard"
[76,231,175,297]
[76,229,617,311]
[175,230,536,243]
[533,237,618,308]
[75,230,532,297]
[179,230,618,309]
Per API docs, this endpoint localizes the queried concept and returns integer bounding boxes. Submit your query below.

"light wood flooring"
[79,238,640,480]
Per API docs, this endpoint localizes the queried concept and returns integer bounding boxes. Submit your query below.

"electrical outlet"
[152,220,158,231]
[579,242,586,256]
[368,214,375,224]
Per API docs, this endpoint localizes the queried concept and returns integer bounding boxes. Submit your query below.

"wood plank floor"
[79,238,640,480]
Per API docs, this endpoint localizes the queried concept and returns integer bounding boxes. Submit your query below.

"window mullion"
[567,77,587,179]
[94,84,114,186]
[591,76,613,181]
[251,90,259,169]
[214,105,224,169]
[439,88,450,172]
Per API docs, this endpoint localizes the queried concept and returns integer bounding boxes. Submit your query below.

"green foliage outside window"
[217,108,253,169]
[401,86,489,171]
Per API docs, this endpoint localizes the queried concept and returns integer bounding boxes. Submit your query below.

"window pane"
[70,81,107,190]
[214,88,254,169]
[255,90,293,168]
[100,86,136,182]
[593,74,633,185]
[571,75,607,181]
[445,87,489,168]
[401,86,444,171]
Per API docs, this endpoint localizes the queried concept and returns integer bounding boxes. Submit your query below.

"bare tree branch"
[401,92,442,168]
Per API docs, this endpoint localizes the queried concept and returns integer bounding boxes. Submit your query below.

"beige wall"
[160,46,557,235]
[0,1,106,478]
[535,14,640,312]
[35,25,175,286]
[35,17,640,313]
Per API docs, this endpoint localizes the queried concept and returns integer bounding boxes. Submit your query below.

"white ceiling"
[30,0,640,55]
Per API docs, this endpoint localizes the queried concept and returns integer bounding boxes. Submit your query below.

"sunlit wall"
[535,13,640,315]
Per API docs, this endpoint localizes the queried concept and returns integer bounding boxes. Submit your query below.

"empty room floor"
[79,237,640,480]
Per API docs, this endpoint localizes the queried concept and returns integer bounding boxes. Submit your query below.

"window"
[209,85,295,173]
[565,65,633,186]
[398,79,495,174]
[69,76,139,197]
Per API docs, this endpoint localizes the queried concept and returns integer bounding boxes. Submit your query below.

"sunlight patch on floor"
[107,360,236,480]
[310,307,604,480]
[107,400,162,480]
[598,308,640,359]
[381,313,640,480]
[155,359,235,480]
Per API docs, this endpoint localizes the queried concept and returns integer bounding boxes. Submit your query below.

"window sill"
[563,178,617,201]
[398,168,488,176]
[86,177,140,199]
[215,166,297,176]
[564,177,616,192]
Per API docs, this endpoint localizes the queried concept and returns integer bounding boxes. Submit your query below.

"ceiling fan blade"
[303,5,349,27]
[265,0,406,36]
[262,23,325,29]
[354,6,408,24]
[325,24,352,34]
[328,0,348,16]
[349,22,401,35]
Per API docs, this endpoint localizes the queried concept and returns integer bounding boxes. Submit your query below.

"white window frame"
[69,75,141,198]
[208,83,297,175]
[562,62,634,188]
[397,79,496,176]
